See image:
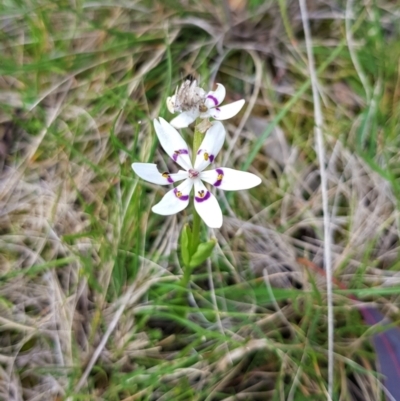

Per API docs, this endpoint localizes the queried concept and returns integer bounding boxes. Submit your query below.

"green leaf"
[189,239,216,268]
[180,224,191,267]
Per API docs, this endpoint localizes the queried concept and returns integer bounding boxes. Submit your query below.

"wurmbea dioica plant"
[132,78,261,295]
[132,118,261,228]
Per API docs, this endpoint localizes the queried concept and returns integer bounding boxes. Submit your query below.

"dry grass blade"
[298,0,334,398]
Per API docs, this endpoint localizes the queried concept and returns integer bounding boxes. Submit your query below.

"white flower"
[132,118,261,228]
[167,80,245,129]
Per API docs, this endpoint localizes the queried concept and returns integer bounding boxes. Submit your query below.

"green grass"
[1,0,400,400]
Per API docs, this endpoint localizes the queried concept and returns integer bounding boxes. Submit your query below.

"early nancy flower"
[132,118,261,228]
[167,79,245,129]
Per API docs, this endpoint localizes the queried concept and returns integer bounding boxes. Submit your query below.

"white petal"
[199,109,212,119]
[193,180,222,228]
[204,83,226,109]
[210,99,245,120]
[200,168,262,190]
[194,121,226,172]
[152,179,193,216]
[153,118,192,170]
[167,96,176,114]
[169,110,199,129]
[169,171,190,182]
[132,163,187,185]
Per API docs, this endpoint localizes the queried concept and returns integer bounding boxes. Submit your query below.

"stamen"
[199,104,208,113]
[162,172,174,183]
[195,190,211,203]
[214,168,224,187]
[174,188,189,201]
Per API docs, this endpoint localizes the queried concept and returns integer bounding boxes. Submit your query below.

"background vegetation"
[1,0,400,400]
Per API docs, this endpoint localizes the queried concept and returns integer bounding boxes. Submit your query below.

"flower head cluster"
[132,80,261,228]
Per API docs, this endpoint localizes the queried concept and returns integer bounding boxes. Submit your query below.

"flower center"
[188,169,200,179]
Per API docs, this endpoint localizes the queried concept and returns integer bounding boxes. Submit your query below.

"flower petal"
[194,121,226,172]
[209,99,245,120]
[166,95,176,114]
[204,83,226,109]
[168,173,189,183]
[154,118,192,170]
[132,163,187,185]
[169,110,199,129]
[200,168,262,190]
[152,179,193,216]
[193,180,223,228]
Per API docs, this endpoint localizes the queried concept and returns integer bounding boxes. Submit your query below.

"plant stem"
[174,120,210,317]
[192,124,204,157]
[180,256,192,290]
[189,123,204,256]
[179,121,204,296]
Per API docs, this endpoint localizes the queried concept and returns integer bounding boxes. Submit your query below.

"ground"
[1,1,400,400]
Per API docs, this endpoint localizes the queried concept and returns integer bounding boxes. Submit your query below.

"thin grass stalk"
[345,0,371,101]
[298,0,334,399]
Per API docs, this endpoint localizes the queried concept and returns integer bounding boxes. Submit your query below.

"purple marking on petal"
[213,168,224,187]
[162,172,174,183]
[215,107,221,111]
[197,149,202,155]
[173,149,189,162]
[207,94,219,106]
[174,188,189,201]
[195,191,211,203]
[209,155,215,163]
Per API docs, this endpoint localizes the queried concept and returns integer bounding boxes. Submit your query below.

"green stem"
[178,121,205,298]
[180,256,192,290]
[189,123,204,255]
[192,124,204,157]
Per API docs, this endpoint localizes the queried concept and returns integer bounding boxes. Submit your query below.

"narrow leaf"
[189,239,216,268]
